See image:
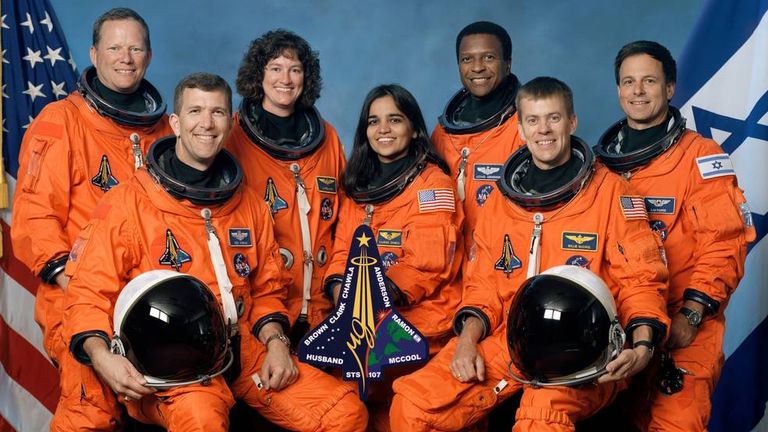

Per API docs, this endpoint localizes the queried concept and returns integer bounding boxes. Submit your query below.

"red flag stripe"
[0,361,53,431]
[0,315,59,412]
[0,220,39,297]
[0,413,16,432]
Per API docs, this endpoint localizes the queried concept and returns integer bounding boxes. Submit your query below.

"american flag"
[619,195,648,221]
[417,188,455,213]
[1,0,77,430]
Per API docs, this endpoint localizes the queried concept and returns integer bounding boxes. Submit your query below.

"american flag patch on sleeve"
[619,196,648,220]
[418,189,456,213]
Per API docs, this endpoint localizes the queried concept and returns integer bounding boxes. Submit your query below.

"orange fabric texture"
[326,164,464,346]
[61,169,366,431]
[390,163,669,431]
[11,92,172,364]
[617,131,755,430]
[431,115,524,238]
[226,115,344,327]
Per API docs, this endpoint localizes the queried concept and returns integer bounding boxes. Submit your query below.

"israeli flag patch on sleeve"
[696,154,735,179]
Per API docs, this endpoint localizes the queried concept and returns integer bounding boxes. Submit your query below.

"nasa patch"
[233,253,251,277]
[565,255,592,269]
[321,198,334,221]
[228,228,253,247]
[473,163,503,181]
[649,220,668,242]
[377,230,402,247]
[561,232,598,252]
[381,251,399,269]
[644,197,676,215]
[475,184,494,207]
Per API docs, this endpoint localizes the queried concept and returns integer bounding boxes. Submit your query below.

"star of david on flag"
[673,0,768,430]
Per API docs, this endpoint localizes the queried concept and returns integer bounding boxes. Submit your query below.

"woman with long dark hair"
[323,84,464,430]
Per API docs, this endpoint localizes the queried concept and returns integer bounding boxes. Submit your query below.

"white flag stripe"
[1,271,47,359]
[0,361,53,431]
[680,12,768,128]
[722,235,768,358]
[1,174,16,226]
[679,7,768,364]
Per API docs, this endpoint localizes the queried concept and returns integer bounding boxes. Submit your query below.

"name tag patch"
[561,232,598,252]
[228,228,253,247]
[377,230,403,247]
[644,197,676,215]
[316,176,338,193]
[473,164,503,181]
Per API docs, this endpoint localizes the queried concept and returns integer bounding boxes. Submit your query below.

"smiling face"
[170,88,232,171]
[617,53,675,130]
[518,95,577,170]
[261,50,305,117]
[366,95,416,163]
[458,33,510,98]
[89,19,151,94]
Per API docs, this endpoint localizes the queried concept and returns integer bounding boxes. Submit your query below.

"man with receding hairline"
[12,7,171,430]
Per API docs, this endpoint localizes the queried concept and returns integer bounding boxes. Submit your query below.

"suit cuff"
[626,318,666,346]
[70,330,110,365]
[452,307,491,340]
[683,288,720,315]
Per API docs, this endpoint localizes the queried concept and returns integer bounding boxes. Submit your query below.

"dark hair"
[614,40,676,85]
[235,29,322,110]
[343,84,449,191]
[455,21,512,62]
[173,72,233,114]
[516,76,574,117]
[92,8,150,50]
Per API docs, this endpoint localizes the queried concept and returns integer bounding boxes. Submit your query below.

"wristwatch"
[679,306,703,328]
[264,333,291,348]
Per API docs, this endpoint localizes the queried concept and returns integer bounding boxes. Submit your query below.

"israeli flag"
[673,0,768,430]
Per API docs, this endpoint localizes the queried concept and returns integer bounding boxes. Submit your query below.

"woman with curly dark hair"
[225,30,366,432]
[323,84,464,431]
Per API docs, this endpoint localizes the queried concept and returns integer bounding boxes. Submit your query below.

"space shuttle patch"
[158,229,192,271]
[494,234,521,275]
[264,177,288,214]
[91,155,119,192]
[298,225,428,401]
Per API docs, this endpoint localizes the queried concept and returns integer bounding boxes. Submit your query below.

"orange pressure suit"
[431,76,525,236]
[391,144,670,432]
[61,151,367,431]
[325,162,464,432]
[226,112,344,330]
[596,117,755,431]
[11,83,172,430]
[326,163,463,353]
